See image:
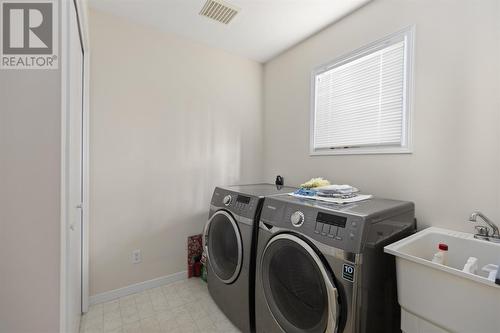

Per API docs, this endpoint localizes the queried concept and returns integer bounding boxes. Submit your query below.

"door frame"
[60,0,90,332]
[74,0,91,315]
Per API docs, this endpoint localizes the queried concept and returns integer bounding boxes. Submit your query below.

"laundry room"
[1,0,499,333]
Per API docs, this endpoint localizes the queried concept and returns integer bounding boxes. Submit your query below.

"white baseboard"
[89,271,188,306]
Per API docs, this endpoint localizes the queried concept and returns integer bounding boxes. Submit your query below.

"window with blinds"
[311,27,414,155]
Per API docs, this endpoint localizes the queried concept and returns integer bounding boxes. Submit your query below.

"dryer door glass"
[206,211,242,284]
[261,235,337,333]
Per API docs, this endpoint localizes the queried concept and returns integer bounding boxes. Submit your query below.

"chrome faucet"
[468,211,500,243]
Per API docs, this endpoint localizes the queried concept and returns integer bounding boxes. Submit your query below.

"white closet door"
[67,1,84,332]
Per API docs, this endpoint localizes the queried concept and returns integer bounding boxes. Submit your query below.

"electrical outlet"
[132,249,141,264]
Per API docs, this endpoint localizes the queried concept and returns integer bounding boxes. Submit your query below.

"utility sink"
[384,227,500,333]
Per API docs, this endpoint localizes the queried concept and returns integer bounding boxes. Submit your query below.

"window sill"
[310,146,412,156]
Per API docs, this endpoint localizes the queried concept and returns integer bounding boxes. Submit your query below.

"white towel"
[316,184,359,194]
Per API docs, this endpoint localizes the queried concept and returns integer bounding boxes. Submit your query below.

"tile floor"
[80,278,241,333]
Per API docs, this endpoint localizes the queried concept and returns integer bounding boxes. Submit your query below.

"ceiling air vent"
[199,0,239,25]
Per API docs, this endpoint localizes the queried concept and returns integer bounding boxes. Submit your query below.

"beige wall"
[89,10,264,295]
[0,44,61,333]
[263,0,500,231]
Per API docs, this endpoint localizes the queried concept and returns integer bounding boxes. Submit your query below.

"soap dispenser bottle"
[431,243,448,265]
[462,257,478,274]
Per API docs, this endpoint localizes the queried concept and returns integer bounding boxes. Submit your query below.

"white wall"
[264,0,500,231]
[89,9,264,295]
[0,33,61,333]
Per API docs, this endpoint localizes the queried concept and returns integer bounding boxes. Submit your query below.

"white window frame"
[310,26,415,156]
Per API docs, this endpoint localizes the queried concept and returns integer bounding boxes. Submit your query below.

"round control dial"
[223,195,232,206]
[291,211,305,227]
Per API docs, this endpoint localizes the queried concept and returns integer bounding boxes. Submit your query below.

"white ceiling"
[88,0,370,63]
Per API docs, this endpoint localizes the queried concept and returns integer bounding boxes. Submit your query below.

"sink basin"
[384,227,500,333]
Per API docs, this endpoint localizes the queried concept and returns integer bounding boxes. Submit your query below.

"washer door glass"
[262,235,336,333]
[206,211,242,284]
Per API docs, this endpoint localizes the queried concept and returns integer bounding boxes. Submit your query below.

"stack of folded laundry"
[315,184,359,199]
[291,180,372,204]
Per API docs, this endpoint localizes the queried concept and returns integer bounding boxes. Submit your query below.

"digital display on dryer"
[236,195,251,204]
[316,212,347,228]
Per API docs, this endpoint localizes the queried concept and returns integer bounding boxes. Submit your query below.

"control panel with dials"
[260,195,415,253]
[211,189,257,220]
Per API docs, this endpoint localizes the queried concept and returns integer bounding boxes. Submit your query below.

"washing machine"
[255,195,416,333]
[204,184,295,333]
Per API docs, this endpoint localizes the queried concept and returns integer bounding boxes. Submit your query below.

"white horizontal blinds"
[314,40,406,149]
